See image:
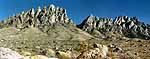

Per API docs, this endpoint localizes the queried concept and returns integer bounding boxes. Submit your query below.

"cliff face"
[78,15,150,39]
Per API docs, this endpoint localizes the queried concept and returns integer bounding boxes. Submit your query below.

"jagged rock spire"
[37,6,41,12]
[31,8,35,17]
[35,6,41,17]
[50,4,55,9]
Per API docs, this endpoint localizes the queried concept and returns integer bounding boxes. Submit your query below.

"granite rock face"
[78,15,150,39]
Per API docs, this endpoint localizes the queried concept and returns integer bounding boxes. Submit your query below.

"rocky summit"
[78,15,150,39]
[0,4,150,59]
[1,4,74,28]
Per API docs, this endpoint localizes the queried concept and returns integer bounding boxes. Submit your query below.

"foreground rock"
[22,55,58,59]
[0,47,23,59]
[77,43,109,59]
[56,51,72,59]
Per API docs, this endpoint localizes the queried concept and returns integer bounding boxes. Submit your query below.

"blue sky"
[0,0,150,24]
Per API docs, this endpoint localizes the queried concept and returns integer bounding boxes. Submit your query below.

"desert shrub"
[78,41,89,53]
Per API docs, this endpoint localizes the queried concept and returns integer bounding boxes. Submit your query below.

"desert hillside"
[0,4,150,59]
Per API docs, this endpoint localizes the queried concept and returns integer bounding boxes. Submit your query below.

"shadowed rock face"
[78,15,150,39]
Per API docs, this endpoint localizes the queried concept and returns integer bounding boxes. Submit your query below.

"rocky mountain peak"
[78,16,150,39]
[1,4,74,29]
[78,15,113,32]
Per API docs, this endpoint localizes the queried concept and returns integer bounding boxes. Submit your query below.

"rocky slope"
[78,15,150,39]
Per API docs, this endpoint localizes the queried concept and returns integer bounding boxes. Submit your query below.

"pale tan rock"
[20,51,31,56]
[77,44,109,59]
[56,51,71,59]
[23,55,49,59]
[46,49,56,57]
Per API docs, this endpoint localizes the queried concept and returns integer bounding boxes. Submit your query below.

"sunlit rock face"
[78,16,150,39]
[1,4,74,29]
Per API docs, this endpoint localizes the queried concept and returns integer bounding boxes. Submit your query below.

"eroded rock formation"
[1,4,74,30]
[78,15,150,39]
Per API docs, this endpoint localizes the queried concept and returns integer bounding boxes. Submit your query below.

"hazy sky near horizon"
[0,0,150,24]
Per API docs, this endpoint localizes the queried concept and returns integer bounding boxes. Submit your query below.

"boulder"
[77,43,109,59]
[46,49,56,57]
[56,51,71,59]
[0,47,23,59]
